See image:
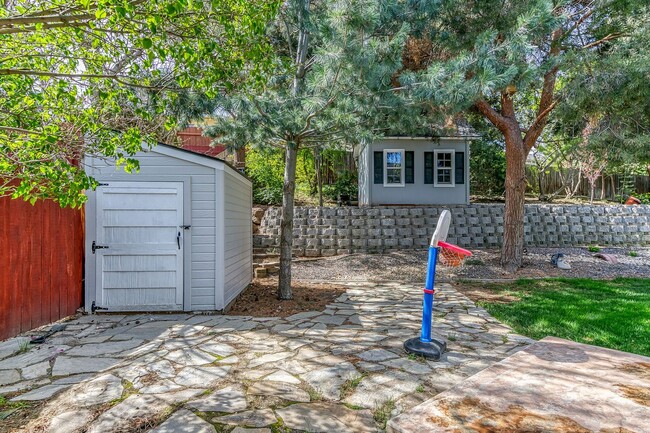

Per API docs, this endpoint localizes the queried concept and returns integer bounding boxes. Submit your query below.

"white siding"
[86,150,218,310]
[221,165,253,308]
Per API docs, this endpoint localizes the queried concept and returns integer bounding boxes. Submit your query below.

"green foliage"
[200,0,412,155]
[469,138,506,196]
[635,193,650,204]
[0,0,279,207]
[323,170,358,201]
[246,147,284,205]
[476,278,650,356]
[629,251,639,258]
[588,246,601,253]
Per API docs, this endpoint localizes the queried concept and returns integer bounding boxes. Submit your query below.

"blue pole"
[420,246,438,343]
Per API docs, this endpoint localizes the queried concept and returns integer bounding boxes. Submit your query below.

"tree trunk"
[314,147,323,207]
[278,0,310,300]
[500,133,528,272]
[278,141,298,300]
[600,175,605,200]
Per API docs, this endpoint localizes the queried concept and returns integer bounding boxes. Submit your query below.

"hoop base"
[404,337,446,361]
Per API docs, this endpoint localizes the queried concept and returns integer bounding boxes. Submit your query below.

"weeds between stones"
[340,374,367,398]
[373,399,396,428]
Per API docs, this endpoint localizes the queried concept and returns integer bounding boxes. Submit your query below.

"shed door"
[94,182,184,311]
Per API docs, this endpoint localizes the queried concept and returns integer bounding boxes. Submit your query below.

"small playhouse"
[84,143,252,313]
[357,136,473,206]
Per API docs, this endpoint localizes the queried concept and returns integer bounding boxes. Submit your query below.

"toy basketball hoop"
[404,210,472,360]
[438,240,472,267]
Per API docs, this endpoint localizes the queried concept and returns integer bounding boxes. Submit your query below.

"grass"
[473,278,650,357]
[17,340,30,354]
[373,399,395,429]
[587,245,601,252]
[340,374,367,398]
[629,251,639,257]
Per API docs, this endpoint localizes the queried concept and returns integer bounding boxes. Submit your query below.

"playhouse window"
[384,149,405,186]
[434,150,454,186]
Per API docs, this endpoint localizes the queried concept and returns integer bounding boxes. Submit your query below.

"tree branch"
[0,12,94,27]
[475,98,509,133]
[0,69,176,90]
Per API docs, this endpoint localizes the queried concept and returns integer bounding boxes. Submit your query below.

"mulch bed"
[226,278,347,317]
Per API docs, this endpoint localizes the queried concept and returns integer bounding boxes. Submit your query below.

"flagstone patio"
[0,282,533,433]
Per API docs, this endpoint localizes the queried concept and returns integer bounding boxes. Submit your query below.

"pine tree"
[390,0,649,270]
[201,0,413,299]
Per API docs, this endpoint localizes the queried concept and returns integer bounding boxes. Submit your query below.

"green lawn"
[473,278,650,357]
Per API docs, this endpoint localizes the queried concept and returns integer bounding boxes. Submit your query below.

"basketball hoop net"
[437,240,472,267]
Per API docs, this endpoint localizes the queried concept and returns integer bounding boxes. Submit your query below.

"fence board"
[526,167,650,200]
[0,196,83,341]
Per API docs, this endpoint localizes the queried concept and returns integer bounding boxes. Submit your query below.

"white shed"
[84,144,252,313]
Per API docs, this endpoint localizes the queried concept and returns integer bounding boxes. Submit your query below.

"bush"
[470,139,506,196]
[245,147,284,205]
[327,171,358,202]
[635,193,650,204]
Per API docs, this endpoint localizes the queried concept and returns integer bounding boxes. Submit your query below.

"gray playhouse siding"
[359,138,470,206]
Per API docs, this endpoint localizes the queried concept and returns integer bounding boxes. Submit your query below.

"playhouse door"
[93,182,184,311]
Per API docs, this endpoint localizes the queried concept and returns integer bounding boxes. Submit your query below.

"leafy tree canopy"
[0,0,278,206]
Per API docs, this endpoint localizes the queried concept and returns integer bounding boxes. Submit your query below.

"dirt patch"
[433,397,592,433]
[291,247,650,282]
[0,400,46,433]
[616,384,650,407]
[226,278,346,317]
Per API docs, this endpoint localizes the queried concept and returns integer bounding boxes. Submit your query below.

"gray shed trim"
[84,143,252,313]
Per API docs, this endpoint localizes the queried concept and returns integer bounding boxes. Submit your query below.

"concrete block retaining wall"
[254,205,650,257]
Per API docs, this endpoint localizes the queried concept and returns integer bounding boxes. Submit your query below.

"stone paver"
[187,385,247,412]
[150,409,216,433]
[247,381,310,402]
[388,337,650,433]
[276,402,376,433]
[47,409,94,433]
[358,348,400,362]
[0,368,20,385]
[10,384,69,401]
[3,282,533,433]
[174,366,230,388]
[52,356,120,376]
[87,394,170,433]
[216,409,277,427]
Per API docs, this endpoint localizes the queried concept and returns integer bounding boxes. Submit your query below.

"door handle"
[177,231,181,250]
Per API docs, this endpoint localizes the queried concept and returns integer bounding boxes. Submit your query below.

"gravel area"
[292,247,650,282]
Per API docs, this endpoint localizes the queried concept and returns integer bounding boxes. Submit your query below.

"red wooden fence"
[0,196,83,341]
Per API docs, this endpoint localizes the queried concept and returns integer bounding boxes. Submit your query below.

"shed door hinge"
[91,301,108,313]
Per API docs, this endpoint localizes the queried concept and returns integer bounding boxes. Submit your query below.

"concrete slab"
[388,337,650,433]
